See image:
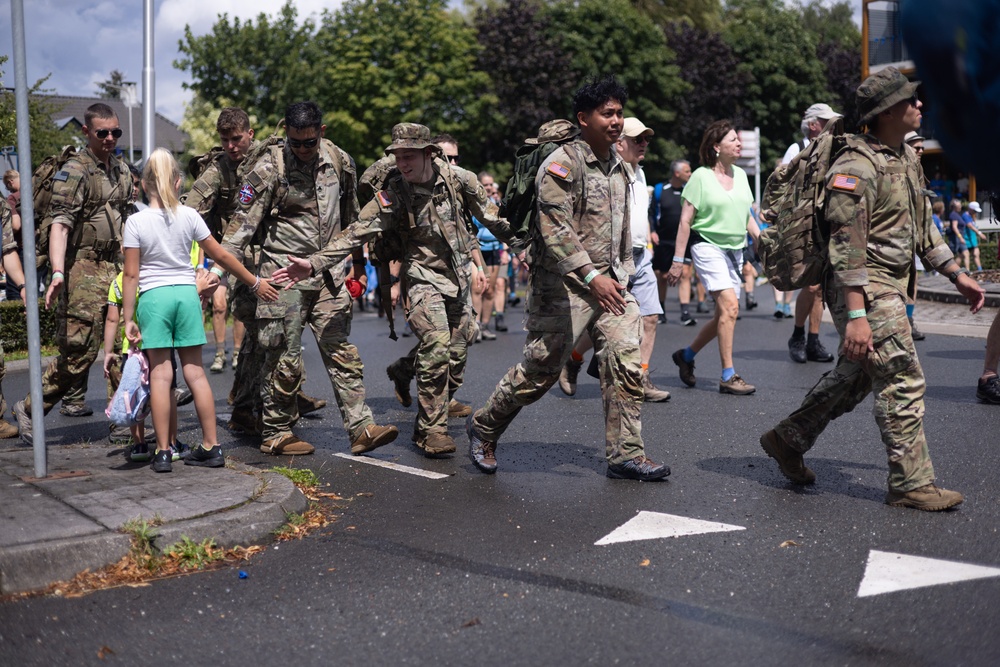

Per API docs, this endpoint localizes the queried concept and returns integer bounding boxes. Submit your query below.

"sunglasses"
[907,94,919,107]
[630,135,650,146]
[445,154,460,165]
[912,145,924,153]
[287,137,320,149]
[94,128,123,139]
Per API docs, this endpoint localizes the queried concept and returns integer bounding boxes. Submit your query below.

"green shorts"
[137,285,207,349]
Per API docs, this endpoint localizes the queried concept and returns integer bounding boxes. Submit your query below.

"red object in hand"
[345,278,364,299]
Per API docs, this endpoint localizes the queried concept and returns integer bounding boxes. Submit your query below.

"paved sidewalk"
[0,443,306,594]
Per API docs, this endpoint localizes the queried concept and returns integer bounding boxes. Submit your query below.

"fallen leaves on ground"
[779,540,801,548]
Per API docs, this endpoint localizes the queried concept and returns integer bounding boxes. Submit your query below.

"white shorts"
[690,242,742,297]
[629,248,663,317]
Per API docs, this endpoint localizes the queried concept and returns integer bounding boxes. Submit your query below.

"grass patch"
[271,466,320,488]
[3,345,58,363]
[164,536,225,570]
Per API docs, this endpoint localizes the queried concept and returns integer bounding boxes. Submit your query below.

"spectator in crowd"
[473,171,504,342]
[121,148,278,472]
[1,196,26,438]
[931,200,945,235]
[666,119,760,395]
[904,131,929,340]
[2,169,22,302]
[963,201,987,271]
[978,308,1000,404]
[955,171,969,199]
[947,198,969,270]
[650,159,702,326]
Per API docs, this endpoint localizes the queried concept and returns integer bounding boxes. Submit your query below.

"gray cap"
[904,131,925,144]
[803,103,842,122]
[857,66,920,126]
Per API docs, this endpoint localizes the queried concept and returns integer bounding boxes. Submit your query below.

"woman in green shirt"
[666,119,760,395]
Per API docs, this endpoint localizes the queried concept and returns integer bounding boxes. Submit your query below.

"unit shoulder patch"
[237,183,256,205]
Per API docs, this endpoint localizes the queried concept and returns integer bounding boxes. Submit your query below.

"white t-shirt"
[122,204,211,293]
[781,138,809,166]
[629,165,650,249]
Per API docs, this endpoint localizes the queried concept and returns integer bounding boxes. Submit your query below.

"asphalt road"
[2,295,999,666]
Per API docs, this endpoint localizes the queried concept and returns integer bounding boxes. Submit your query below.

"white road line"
[333,453,452,479]
[595,511,746,546]
[857,550,1000,597]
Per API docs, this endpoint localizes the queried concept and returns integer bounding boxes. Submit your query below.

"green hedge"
[980,233,999,271]
[0,299,58,352]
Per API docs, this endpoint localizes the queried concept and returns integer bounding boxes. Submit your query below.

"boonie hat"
[857,66,920,127]
[621,117,654,138]
[524,119,580,146]
[385,123,439,155]
[803,103,842,121]
[968,201,982,213]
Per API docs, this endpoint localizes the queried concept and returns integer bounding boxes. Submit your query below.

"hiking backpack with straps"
[500,119,581,245]
[757,120,883,291]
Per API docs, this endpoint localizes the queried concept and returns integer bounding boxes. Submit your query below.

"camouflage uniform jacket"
[181,144,254,241]
[307,158,511,298]
[222,138,359,291]
[826,134,953,297]
[1,198,15,255]
[533,138,633,287]
[49,146,132,260]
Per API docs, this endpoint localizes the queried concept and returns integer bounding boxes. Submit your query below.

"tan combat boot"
[260,433,315,456]
[296,391,327,416]
[228,408,261,436]
[885,484,964,511]
[350,423,399,455]
[447,399,472,418]
[759,429,816,485]
[418,432,456,457]
[0,419,19,439]
[641,371,671,402]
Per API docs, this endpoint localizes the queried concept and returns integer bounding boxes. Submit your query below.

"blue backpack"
[106,350,151,426]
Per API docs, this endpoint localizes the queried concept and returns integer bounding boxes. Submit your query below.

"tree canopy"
[0,57,79,170]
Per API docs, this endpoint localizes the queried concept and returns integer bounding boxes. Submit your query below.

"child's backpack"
[106,350,151,427]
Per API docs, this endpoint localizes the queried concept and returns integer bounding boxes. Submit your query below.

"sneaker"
[885,483,963,511]
[59,402,93,417]
[657,313,667,325]
[386,360,413,407]
[806,340,834,362]
[350,423,399,455]
[228,408,261,435]
[296,392,327,416]
[788,336,807,364]
[773,307,785,319]
[908,317,926,341]
[13,400,31,445]
[210,350,227,373]
[641,371,671,402]
[151,449,172,473]
[171,440,192,461]
[782,303,792,318]
[480,326,497,341]
[671,349,696,387]
[977,375,1000,404]
[174,387,194,406]
[185,444,225,468]
[467,416,497,474]
[448,399,472,419]
[231,349,240,370]
[679,312,697,327]
[745,293,758,310]
[696,301,707,314]
[0,419,18,439]
[759,429,815,484]
[417,432,456,457]
[129,442,152,462]
[559,358,583,396]
[260,433,315,456]
[719,374,755,395]
[508,294,521,307]
[494,313,508,332]
[401,322,413,338]
[606,455,669,481]
[473,322,483,343]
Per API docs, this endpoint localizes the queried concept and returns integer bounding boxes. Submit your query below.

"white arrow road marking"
[595,511,746,546]
[858,550,1000,597]
[333,453,452,479]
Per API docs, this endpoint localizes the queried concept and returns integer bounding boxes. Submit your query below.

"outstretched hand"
[270,256,313,288]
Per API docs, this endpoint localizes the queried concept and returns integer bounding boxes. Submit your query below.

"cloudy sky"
[1,0,863,126]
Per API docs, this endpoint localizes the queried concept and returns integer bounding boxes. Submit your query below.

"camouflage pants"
[775,283,935,492]
[472,266,646,464]
[393,297,475,399]
[229,282,265,412]
[61,373,91,407]
[256,283,372,442]
[405,283,469,436]
[26,258,116,414]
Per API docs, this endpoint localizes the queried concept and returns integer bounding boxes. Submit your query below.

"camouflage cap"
[524,119,580,145]
[385,123,439,155]
[856,66,920,127]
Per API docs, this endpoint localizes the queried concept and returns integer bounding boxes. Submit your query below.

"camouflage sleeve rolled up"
[181,159,221,218]
[48,157,89,230]
[221,152,277,261]
[457,168,514,245]
[2,198,16,254]
[536,149,589,276]
[825,157,877,288]
[308,196,394,277]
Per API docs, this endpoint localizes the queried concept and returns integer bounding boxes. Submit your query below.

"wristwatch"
[948,267,970,284]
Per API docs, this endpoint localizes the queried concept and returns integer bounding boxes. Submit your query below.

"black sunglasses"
[907,94,919,107]
[447,154,460,165]
[287,137,320,149]
[95,128,123,139]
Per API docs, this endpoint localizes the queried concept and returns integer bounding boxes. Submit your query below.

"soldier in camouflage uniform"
[759,67,986,511]
[464,77,668,480]
[222,101,397,456]
[182,108,325,440]
[272,123,508,456]
[1,197,26,438]
[13,103,133,443]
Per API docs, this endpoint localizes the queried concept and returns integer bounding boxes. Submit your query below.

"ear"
[577,110,589,129]
[82,125,90,137]
[247,128,255,140]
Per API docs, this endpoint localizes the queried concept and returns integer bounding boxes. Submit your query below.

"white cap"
[968,201,982,213]
[803,103,842,121]
[621,117,654,138]
[904,131,925,144]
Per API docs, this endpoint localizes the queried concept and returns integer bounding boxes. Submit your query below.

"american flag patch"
[831,174,859,191]
[377,190,392,208]
[546,161,571,179]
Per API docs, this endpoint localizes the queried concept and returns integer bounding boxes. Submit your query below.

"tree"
[661,21,749,164]
[631,0,723,31]
[0,57,80,170]
[799,1,862,130]
[542,0,688,182]
[96,70,128,100]
[722,0,829,168]
[799,0,860,50]
[471,0,576,180]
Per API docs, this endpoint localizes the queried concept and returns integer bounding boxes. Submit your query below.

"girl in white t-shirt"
[122,148,278,473]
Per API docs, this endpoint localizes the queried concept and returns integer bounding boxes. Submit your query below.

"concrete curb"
[0,532,132,595]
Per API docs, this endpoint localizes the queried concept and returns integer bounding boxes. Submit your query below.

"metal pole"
[142,0,155,159]
[754,126,761,204]
[10,0,47,477]
[128,104,134,164]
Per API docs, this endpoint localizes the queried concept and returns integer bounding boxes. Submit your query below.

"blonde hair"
[2,169,18,190]
[142,148,181,213]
